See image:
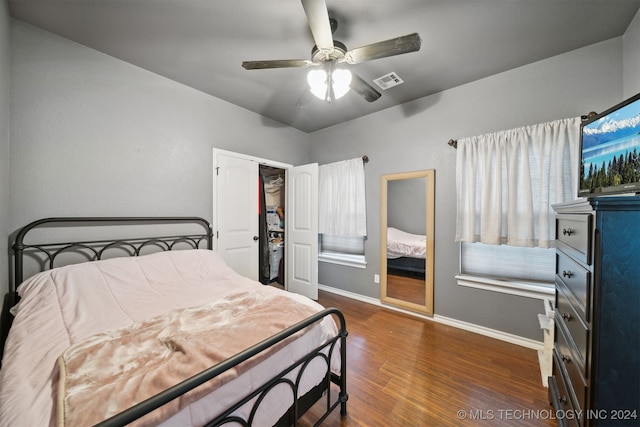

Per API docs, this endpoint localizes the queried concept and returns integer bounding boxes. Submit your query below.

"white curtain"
[318,157,367,236]
[455,117,580,249]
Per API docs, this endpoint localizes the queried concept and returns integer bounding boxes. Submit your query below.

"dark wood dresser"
[549,197,639,427]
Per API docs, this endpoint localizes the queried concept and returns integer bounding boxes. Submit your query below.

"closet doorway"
[212,149,319,300]
[259,165,286,286]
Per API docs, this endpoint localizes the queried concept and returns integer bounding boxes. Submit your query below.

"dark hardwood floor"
[302,290,556,427]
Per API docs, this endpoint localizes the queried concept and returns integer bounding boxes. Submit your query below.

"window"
[457,242,555,299]
[318,158,367,267]
[318,234,366,268]
[455,117,581,298]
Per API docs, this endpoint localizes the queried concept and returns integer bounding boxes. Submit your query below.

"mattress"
[387,226,427,259]
[0,249,340,426]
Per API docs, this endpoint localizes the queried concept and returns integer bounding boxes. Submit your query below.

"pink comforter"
[58,291,319,426]
[0,250,339,427]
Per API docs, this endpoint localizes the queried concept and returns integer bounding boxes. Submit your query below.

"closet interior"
[259,165,286,286]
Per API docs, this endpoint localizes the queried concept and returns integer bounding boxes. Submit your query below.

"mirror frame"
[380,169,435,315]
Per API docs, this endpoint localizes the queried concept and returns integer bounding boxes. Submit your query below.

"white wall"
[9,21,310,230]
[0,2,10,310]
[623,8,640,97]
[309,38,624,341]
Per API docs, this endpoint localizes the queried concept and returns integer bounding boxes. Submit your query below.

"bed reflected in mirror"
[380,170,435,315]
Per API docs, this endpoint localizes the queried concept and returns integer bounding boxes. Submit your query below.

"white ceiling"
[9,0,640,133]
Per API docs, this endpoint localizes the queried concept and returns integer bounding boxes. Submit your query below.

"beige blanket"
[57,291,320,427]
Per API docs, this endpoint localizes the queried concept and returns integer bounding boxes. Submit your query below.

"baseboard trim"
[318,284,544,351]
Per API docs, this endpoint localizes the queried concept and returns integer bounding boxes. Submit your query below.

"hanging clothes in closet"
[259,167,286,284]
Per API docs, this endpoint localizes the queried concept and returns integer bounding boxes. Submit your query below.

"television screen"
[579,92,640,197]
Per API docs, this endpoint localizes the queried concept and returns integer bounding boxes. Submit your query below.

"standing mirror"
[380,170,435,315]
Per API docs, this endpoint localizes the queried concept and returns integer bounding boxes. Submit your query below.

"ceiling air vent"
[373,72,404,90]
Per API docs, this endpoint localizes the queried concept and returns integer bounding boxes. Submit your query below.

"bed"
[386,227,426,280]
[0,217,347,427]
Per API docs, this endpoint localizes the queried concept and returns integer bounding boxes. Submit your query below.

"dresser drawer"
[556,251,591,321]
[556,285,589,375]
[550,355,581,427]
[556,214,592,265]
[555,325,587,419]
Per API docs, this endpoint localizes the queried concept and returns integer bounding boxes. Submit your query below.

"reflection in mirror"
[387,178,427,305]
[380,170,435,315]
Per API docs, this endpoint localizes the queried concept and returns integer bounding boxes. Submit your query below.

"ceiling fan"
[241,0,422,104]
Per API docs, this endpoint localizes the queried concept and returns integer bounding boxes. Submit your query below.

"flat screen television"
[579,92,640,198]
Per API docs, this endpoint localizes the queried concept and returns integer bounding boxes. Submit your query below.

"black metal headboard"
[1,216,213,365]
[11,217,213,296]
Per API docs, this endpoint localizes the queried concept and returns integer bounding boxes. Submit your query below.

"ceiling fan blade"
[242,59,315,70]
[350,73,381,103]
[344,33,422,64]
[301,0,334,51]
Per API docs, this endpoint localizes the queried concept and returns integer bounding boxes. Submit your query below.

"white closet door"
[216,153,259,280]
[286,163,319,300]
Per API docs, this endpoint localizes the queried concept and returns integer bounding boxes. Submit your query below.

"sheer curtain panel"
[318,157,367,236]
[455,117,581,249]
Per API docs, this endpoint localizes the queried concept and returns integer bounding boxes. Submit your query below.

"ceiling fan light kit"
[307,66,352,102]
[241,0,421,104]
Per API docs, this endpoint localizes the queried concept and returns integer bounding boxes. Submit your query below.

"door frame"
[213,148,319,299]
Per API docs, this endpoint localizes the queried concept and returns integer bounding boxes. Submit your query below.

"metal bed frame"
[1,217,348,426]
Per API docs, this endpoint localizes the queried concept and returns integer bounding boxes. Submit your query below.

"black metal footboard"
[96,308,348,427]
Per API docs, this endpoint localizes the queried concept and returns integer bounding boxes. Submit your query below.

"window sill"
[455,274,554,300]
[318,253,367,269]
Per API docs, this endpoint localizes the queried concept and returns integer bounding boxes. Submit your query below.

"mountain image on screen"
[582,112,640,149]
[579,94,640,195]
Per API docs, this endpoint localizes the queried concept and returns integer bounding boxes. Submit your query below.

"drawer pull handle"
[561,354,571,363]
[560,395,567,404]
[562,312,572,321]
[562,270,573,278]
[562,228,573,236]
